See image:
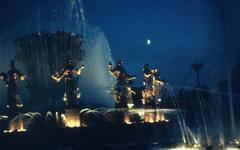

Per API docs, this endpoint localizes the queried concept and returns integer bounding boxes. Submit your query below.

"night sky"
[0,0,240,89]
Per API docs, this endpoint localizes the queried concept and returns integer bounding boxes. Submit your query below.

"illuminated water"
[0,0,115,107]
[0,0,240,149]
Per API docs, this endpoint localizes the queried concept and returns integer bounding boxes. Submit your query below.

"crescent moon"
[147,39,151,45]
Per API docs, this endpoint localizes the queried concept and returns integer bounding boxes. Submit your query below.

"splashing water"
[4,112,42,133]
[80,27,115,106]
[0,0,114,107]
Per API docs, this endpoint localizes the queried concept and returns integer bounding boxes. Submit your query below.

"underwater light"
[61,110,81,128]
[165,144,203,150]
[127,103,134,109]
[3,122,27,133]
[226,148,239,150]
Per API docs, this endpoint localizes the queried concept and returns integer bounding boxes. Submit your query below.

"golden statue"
[108,60,136,108]
[141,64,164,108]
[52,58,85,107]
[0,60,25,111]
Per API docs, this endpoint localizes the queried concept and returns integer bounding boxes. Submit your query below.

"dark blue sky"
[83,0,240,88]
[0,0,239,89]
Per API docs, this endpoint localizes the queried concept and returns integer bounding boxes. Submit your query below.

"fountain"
[0,0,114,109]
[15,31,85,104]
[0,0,239,150]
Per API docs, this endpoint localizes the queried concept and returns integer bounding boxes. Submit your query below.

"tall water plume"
[0,0,114,108]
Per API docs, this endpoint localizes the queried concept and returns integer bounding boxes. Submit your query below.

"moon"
[146,39,151,45]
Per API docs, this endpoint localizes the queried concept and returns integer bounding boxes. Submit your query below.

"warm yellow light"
[17,121,26,132]
[156,112,169,122]
[144,112,155,123]
[61,110,81,128]
[167,145,201,150]
[20,76,25,81]
[17,129,26,132]
[156,112,164,122]
[127,103,134,109]
[75,65,85,75]
[51,71,65,82]
[76,88,81,99]
[193,143,201,148]
[4,120,27,133]
[141,99,145,105]
[16,104,23,108]
[65,119,80,128]
[226,148,239,150]
[63,92,67,102]
[124,112,133,125]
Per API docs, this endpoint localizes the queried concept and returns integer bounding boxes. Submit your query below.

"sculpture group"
[108,61,165,109]
[0,58,165,112]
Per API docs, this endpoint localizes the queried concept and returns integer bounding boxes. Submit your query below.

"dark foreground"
[0,122,182,150]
